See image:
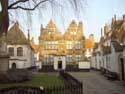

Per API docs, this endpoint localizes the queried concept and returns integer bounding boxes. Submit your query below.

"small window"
[17,47,23,56]
[76,41,81,49]
[8,47,14,56]
[76,55,81,62]
[66,41,72,49]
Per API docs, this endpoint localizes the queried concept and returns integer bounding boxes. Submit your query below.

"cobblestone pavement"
[70,70,125,94]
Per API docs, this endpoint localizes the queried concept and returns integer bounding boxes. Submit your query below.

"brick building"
[39,20,85,71]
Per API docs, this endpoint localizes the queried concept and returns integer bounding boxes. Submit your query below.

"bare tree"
[0,0,86,36]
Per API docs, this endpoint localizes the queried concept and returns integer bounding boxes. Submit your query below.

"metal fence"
[59,70,83,94]
[0,86,44,94]
[0,71,83,94]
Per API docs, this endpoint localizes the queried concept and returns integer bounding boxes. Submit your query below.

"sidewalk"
[70,70,125,94]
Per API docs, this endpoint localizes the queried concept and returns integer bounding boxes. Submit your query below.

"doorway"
[12,63,16,70]
[120,58,124,80]
[58,61,62,69]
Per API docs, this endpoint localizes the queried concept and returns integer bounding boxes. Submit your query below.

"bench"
[100,68,107,74]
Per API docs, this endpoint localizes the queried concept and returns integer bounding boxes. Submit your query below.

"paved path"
[70,70,125,94]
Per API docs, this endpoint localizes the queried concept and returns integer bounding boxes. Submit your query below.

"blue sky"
[9,0,125,44]
[83,0,125,42]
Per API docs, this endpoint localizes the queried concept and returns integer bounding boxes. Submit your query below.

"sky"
[8,0,125,44]
[84,0,125,42]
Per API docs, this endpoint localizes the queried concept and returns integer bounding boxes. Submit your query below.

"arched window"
[17,47,23,56]
[8,47,14,56]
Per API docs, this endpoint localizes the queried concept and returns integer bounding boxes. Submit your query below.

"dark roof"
[112,20,125,43]
[112,41,123,52]
[7,22,28,45]
[103,46,111,55]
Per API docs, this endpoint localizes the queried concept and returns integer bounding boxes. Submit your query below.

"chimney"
[78,22,83,34]
[104,24,109,35]
[40,24,43,35]
[89,34,94,42]
[27,29,30,41]
[114,14,116,22]
[123,15,125,22]
[15,21,19,27]
[112,14,116,26]
[101,28,103,37]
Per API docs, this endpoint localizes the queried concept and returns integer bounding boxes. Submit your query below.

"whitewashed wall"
[90,56,96,68]
[7,45,35,69]
[96,54,101,70]
[54,56,66,70]
[110,45,121,73]
[78,62,90,69]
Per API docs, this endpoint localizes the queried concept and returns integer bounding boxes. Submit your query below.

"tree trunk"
[0,0,9,36]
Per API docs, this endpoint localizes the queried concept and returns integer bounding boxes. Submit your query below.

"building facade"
[91,15,125,81]
[39,20,85,71]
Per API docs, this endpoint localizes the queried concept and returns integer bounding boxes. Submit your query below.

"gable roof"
[7,22,28,45]
[30,41,40,53]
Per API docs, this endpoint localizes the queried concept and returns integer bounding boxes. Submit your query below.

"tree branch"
[8,0,29,9]
[8,0,49,11]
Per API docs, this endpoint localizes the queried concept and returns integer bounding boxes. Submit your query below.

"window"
[8,47,14,56]
[43,55,53,65]
[66,55,72,64]
[70,31,76,35]
[51,41,58,49]
[45,41,58,49]
[48,29,54,38]
[66,41,72,49]
[76,55,81,62]
[17,47,23,56]
[76,41,81,49]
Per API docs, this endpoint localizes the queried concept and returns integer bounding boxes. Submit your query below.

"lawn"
[0,73,64,89]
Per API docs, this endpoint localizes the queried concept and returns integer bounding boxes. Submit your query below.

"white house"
[7,22,36,69]
[91,15,125,81]
[90,42,102,70]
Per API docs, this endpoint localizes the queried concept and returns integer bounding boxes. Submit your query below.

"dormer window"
[70,31,76,35]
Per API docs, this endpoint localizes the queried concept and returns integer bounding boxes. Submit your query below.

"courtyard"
[70,70,125,94]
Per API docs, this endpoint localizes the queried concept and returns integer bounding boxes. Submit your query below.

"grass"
[0,73,64,89]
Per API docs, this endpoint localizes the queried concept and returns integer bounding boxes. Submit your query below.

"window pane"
[67,41,72,49]
[76,41,81,49]
[17,47,23,56]
[66,55,72,64]
[9,47,14,56]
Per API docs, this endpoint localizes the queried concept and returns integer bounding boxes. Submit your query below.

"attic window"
[70,31,76,35]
